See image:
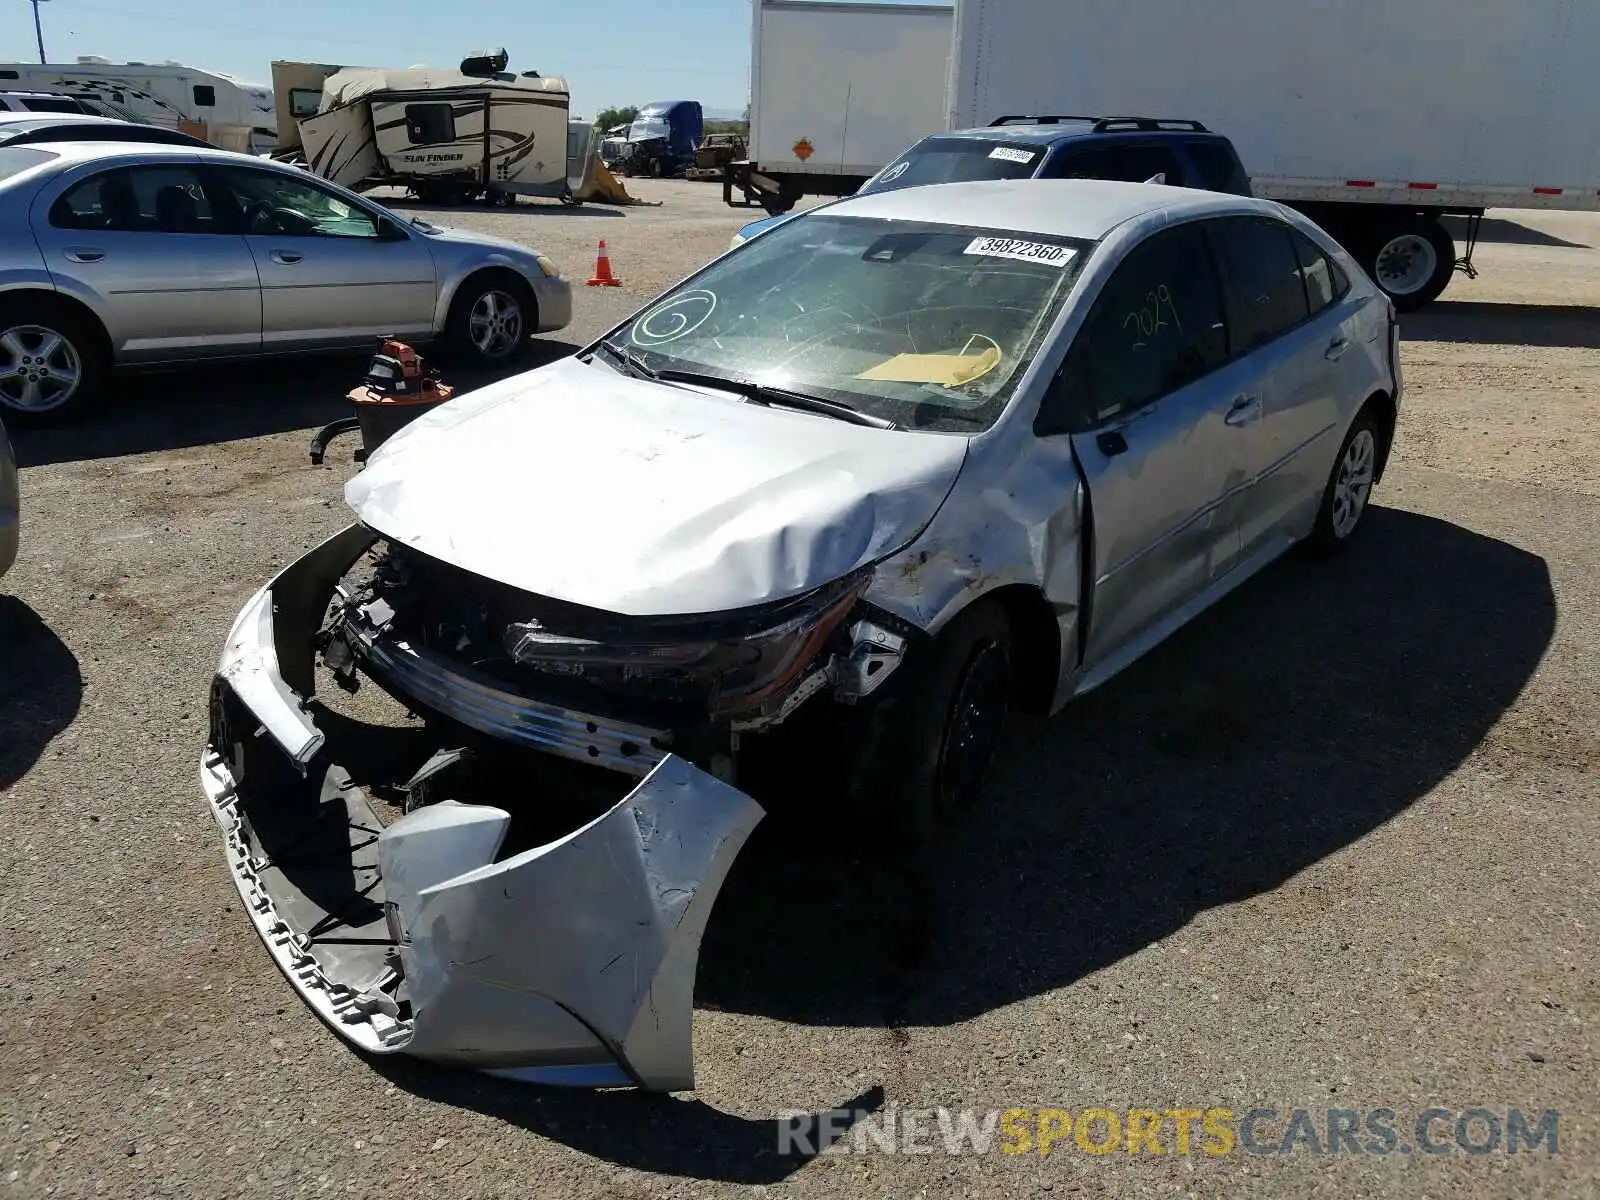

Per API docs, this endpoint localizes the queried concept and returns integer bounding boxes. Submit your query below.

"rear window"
[0,145,55,182]
[21,96,87,114]
[864,137,1044,192]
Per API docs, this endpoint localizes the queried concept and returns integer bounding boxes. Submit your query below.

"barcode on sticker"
[964,237,1076,267]
[988,146,1036,164]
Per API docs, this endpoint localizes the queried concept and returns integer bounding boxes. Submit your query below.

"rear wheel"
[1360,216,1455,311]
[0,299,104,426]
[1306,408,1382,555]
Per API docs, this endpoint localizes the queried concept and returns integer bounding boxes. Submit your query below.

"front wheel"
[445,275,533,365]
[845,599,1016,846]
[1306,410,1382,555]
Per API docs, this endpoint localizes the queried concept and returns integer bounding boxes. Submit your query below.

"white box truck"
[728,0,1600,307]
[725,1,954,210]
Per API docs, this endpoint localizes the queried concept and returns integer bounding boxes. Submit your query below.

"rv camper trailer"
[0,57,275,152]
[273,51,575,205]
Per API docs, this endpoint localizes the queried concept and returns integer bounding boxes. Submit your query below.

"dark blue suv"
[731,115,1251,246]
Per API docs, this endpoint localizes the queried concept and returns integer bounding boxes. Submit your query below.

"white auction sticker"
[988,146,1036,164]
[964,236,1077,267]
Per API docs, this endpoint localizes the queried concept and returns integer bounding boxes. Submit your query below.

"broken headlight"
[503,570,870,717]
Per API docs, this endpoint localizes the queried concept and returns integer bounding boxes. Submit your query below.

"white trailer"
[730,0,1600,306]
[725,0,953,213]
[0,57,276,152]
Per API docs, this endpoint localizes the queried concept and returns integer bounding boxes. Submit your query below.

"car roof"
[0,113,123,130]
[931,122,1223,147]
[2,140,281,167]
[818,178,1266,241]
[0,110,116,126]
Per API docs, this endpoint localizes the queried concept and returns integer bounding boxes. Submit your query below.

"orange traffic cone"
[586,239,622,287]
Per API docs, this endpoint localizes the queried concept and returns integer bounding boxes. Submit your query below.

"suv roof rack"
[988,114,1210,133]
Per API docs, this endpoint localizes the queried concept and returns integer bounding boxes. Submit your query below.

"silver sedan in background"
[0,140,574,423]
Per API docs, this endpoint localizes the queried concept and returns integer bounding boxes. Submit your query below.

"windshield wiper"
[654,367,897,430]
[594,341,896,430]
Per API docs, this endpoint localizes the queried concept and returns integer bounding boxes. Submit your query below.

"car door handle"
[1325,336,1351,361]
[63,247,105,263]
[270,249,304,265]
[1224,394,1261,427]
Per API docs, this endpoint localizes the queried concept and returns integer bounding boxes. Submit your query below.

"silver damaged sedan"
[202,179,1400,1090]
[0,140,573,423]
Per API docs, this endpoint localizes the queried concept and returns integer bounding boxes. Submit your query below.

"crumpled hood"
[345,356,968,616]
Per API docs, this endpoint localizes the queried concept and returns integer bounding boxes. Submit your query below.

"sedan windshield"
[616,214,1092,431]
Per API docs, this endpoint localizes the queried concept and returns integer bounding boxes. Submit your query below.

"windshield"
[629,117,669,142]
[614,214,1092,432]
[0,145,55,183]
[864,137,1045,193]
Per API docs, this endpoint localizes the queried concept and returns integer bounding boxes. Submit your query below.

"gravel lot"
[2,179,1596,1198]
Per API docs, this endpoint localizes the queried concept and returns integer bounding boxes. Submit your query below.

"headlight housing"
[534,254,563,279]
[503,569,871,717]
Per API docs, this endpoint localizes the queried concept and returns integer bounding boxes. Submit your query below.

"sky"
[1,0,770,117]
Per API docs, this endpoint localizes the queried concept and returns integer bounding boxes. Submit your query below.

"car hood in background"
[345,356,968,616]
[409,220,531,257]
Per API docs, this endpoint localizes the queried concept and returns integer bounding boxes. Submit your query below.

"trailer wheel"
[1362,217,1456,311]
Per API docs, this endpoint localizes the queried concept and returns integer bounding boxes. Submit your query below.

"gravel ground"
[1,180,1596,1198]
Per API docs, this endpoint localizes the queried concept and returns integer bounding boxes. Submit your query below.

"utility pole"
[31,0,49,64]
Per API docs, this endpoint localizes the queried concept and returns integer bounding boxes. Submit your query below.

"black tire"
[0,297,106,426]
[1305,407,1383,556]
[844,599,1016,846]
[1360,217,1455,311]
[443,272,534,365]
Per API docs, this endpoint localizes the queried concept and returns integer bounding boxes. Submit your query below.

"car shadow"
[1401,302,1600,350]
[1442,214,1590,249]
[693,507,1554,1030]
[0,596,83,789]
[372,508,1551,1184]
[10,338,582,468]
[370,1056,885,1184]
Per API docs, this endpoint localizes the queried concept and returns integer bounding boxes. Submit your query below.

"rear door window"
[49,165,222,234]
[1288,227,1350,314]
[1207,215,1311,353]
[866,137,1044,190]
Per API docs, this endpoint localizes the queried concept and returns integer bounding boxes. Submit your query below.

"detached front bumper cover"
[201,524,765,1092]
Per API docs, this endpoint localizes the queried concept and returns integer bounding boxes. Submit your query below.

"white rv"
[273,52,574,205]
[0,57,275,152]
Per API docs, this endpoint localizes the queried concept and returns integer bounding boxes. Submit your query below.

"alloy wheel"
[0,325,82,413]
[467,290,524,359]
[1331,428,1377,538]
